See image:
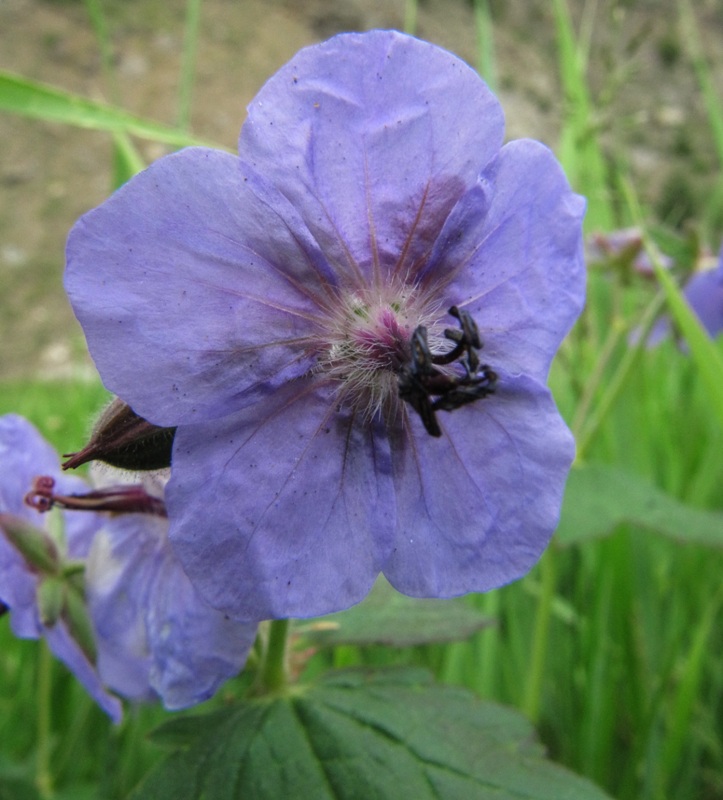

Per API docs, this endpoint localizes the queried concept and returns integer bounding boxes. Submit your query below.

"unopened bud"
[0,513,60,575]
[63,397,175,472]
[37,575,64,627]
[62,582,97,664]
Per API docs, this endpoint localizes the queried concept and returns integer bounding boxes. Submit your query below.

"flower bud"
[62,581,98,664]
[63,397,175,472]
[0,513,60,575]
[37,575,64,627]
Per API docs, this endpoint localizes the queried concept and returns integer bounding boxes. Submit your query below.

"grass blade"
[552,0,614,230]
[178,0,204,131]
[0,71,223,149]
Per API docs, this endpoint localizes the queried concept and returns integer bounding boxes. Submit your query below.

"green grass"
[1,1,723,799]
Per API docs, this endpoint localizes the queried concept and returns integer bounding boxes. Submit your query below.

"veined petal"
[240,30,504,286]
[167,378,395,620]
[66,149,336,427]
[146,556,257,709]
[384,372,574,597]
[87,519,157,701]
[0,415,60,519]
[423,139,586,382]
[88,512,254,709]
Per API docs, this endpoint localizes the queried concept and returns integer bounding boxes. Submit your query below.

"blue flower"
[65,31,586,621]
[85,471,257,710]
[646,245,723,346]
[0,414,122,721]
[678,254,723,339]
[0,415,256,718]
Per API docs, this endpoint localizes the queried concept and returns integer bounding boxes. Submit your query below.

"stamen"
[397,306,497,437]
[25,476,167,518]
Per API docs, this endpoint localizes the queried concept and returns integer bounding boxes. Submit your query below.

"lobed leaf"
[130,668,612,800]
[558,463,723,547]
[303,578,493,648]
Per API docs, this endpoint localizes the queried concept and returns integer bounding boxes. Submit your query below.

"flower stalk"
[522,547,557,724]
[257,619,291,695]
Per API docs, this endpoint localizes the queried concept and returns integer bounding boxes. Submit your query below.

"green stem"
[178,0,203,131]
[403,0,417,35]
[570,314,626,439]
[473,0,497,91]
[522,547,556,724]
[84,0,120,105]
[576,290,666,460]
[259,619,290,694]
[36,642,54,799]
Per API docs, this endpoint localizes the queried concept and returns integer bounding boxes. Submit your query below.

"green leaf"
[303,578,493,648]
[131,668,612,800]
[557,463,723,547]
[0,71,223,149]
[111,132,146,188]
[0,757,40,800]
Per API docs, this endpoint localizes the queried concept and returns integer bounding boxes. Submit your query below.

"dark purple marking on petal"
[65,149,337,427]
[240,30,504,289]
[420,139,586,383]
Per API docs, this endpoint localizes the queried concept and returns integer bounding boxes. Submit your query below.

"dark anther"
[398,306,497,437]
[24,476,57,512]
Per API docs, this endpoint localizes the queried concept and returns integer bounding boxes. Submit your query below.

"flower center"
[319,289,437,420]
[319,293,497,434]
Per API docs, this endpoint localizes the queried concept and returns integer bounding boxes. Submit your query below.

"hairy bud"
[63,397,175,472]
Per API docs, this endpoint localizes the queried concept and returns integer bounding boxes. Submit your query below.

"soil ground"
[1,0,721,380]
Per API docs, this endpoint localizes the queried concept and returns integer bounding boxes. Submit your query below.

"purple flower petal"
[66,150,335,427]
[241,30,504,286]
[644,246,723,346]
[167,378,394,620]
[146,554,257,709]
[423,139,586,381]
[682,260,723,338]
[0,415,61,518]
[385,372,574,596]
[88,511,255,708]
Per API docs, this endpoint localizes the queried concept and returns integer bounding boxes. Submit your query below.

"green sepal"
[0,513,59,575]
[62,583,98,665]
[36,576,64,628]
